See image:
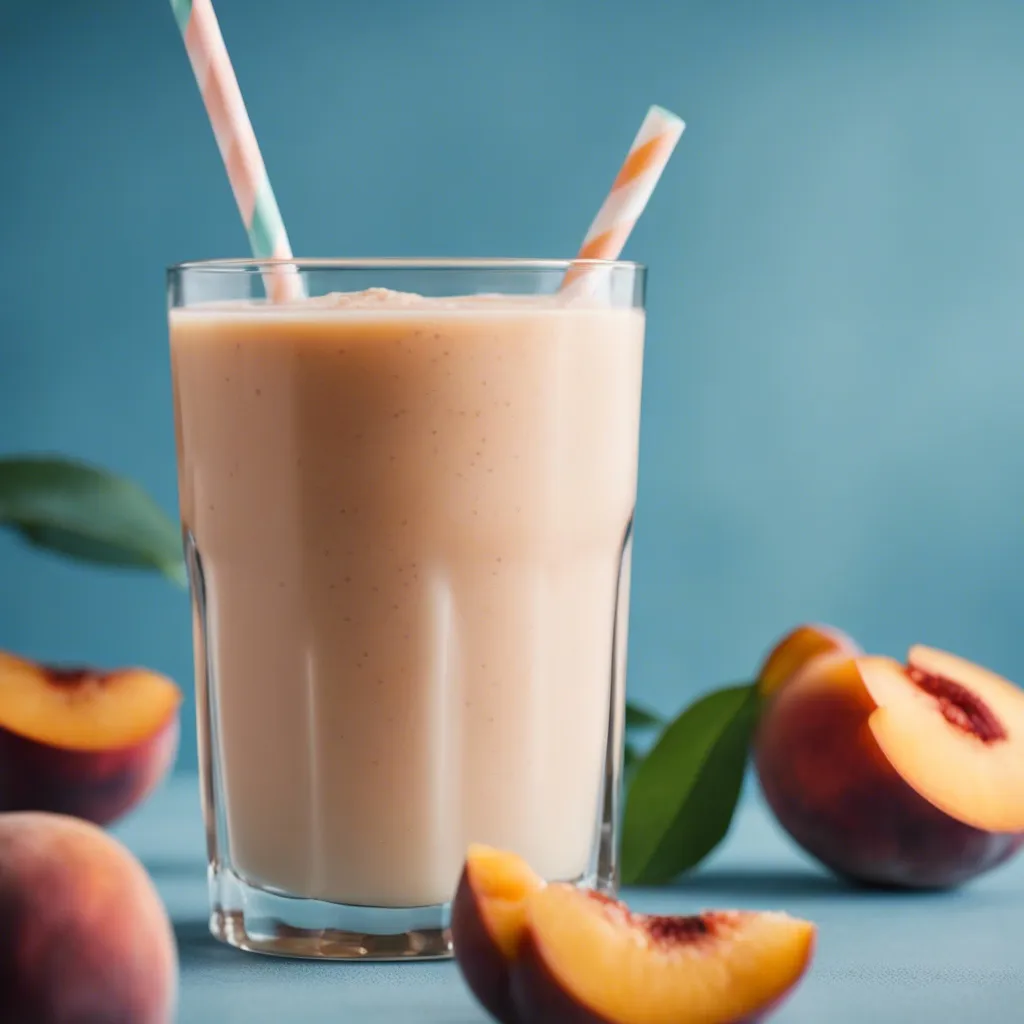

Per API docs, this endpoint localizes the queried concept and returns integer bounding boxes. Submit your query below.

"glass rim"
[168,256,646,274]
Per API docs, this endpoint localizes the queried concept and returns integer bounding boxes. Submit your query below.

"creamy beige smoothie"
[170,289,644,908]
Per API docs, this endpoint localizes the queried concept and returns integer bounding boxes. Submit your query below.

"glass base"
[208,864,453,960]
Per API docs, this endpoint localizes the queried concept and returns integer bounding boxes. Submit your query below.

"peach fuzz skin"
[755,648,1024,888]
[0,812,177,1023]
[0,652,181,826]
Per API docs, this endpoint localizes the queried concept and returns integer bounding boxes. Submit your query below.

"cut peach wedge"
[0,651,181,826]
[451,844,544,1024]
[511,885,816,1024]
[451,846,818,1024]
[755,646,1024,888]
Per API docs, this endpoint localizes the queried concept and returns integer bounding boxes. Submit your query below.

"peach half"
[0,812,177,1023]
[451,844,544,1024]
[755,645,1024,888]
[0,651,181,826]
[511,886,816,1024]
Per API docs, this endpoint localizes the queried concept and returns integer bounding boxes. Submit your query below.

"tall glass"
[167,259,646,960]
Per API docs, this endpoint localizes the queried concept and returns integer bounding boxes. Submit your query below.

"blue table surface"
[114,775,1024,1023]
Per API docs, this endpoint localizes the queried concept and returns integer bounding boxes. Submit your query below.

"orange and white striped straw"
[169,0,302,302]
[563,105,685,293]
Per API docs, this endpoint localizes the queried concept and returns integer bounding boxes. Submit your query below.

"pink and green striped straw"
[169,0,302,301]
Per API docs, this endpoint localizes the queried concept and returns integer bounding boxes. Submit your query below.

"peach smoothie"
[170,289,644,908]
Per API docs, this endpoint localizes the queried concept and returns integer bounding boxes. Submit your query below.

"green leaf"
[625,702,663,731]
[621,683,762,885]
[0,457,186,585]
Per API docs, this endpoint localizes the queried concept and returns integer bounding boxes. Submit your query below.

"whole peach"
[0,812,177,1023]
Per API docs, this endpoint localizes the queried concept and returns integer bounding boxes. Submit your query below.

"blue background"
[3,0,1024,774]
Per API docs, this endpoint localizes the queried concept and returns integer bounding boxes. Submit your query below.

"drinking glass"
[168,258,646,959]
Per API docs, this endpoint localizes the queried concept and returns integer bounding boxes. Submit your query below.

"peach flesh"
[865,646,1024,835]
[0,812,177,1023]
[451,844,544,1024]
[511,885,816,1024]
[755,649,1024,888]
[0,653,181,825]
[0,653,181,750]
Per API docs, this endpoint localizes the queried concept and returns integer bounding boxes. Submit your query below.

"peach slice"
[756,623,862,698]
[0,651,181,826]
[451,844,545,1024]
[0,812,177,1023]
[755,647,1024,888]
[511,885,815,1024]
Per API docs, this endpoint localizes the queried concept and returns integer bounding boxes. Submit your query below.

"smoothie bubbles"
[169,0,686,964]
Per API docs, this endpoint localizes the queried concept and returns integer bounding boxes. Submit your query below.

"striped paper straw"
[563,105,685,294]
[169,0,302,302]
